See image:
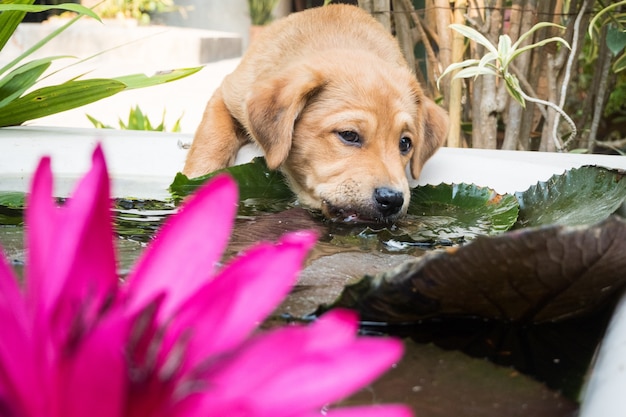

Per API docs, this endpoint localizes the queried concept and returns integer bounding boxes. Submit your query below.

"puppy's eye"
[399,136,412,154]
[337,130,362,146]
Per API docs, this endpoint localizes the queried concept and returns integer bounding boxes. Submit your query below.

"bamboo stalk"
[434,0,452,103]
[447,0,468,147]
[392,0,416,73]
[399,0,441,92]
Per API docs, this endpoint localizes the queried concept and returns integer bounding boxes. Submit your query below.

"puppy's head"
[246,51,448,223]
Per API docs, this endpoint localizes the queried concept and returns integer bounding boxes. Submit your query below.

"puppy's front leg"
[183,87,245,178]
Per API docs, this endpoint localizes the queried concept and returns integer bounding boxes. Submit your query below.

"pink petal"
[188,310,404,416]
[26,146,117,335]
[250,313,404,412]
[54,308,129,417]
[125,175,238,322]
[25,156,57,306]
[304,308,359,350]
[162,231,316,373]
[174,326,307,417]
[0,252,39,417]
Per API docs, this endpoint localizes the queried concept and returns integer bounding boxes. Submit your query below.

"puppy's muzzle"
[322,186,406,223]
[373,187,404,218]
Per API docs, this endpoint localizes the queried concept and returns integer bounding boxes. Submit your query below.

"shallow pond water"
[0,195,613,416]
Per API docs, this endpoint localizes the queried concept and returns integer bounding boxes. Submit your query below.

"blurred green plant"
[438,22,576,150]
[0,1,201,128]
[589,0,626,73]
[94,0,178,25]
[87,105,182,132]
[247,0,281,26]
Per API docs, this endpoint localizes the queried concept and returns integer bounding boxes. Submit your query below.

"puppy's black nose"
[373,187,404,217]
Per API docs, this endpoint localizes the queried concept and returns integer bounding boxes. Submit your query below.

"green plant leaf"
[509,36,571,67]
[515,165,626,228]
[504,73,526,107]
[0,60,52,108]
[169,157,295,204]
[0,3,100,20]
[613,51,626,72]
[512,21,566,50]
[0,0,35,52]
[86,113,112,128]
[453,66,498,80]
[127,105,146,129]
[437,59,479,88]
[607,24,626,56]
[477,51,499,70]
[171,113,183,132]
[449,23,498,55]
[589,0,626,38]
[0,56,74,107]
[113,67,203,90]
[0,11,87,77]
[497,34,512,61]
[0,79,126,127]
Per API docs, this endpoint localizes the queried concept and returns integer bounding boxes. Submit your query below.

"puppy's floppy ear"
[411,98,449,179]
[245,68,325,169]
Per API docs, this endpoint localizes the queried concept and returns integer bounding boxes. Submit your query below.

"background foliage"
[0,0,200,127]
[359,0,626,154]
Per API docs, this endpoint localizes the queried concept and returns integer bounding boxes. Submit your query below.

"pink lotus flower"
[0,145,411,417]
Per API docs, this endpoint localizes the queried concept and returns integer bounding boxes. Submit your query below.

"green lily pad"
[515,165,626,228]
[0,191,25,209]
[170,159,519,246]
[326,183,518,252]
[406,183,519,240]
[169,158,295,213]
[0,191,25,226]
[322,215,626,324]
[113,199,175,243]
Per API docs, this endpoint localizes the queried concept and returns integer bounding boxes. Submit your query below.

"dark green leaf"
[323,216,626,324]
[169,157,295,204]
[0,0,35,52]
[0,59,53,108]
[515,165,626,228]
[606,24,626,56]
[0,79,126,126]
[0,3,100,20]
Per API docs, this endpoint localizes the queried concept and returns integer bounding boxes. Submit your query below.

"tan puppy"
[183,4,448,223]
